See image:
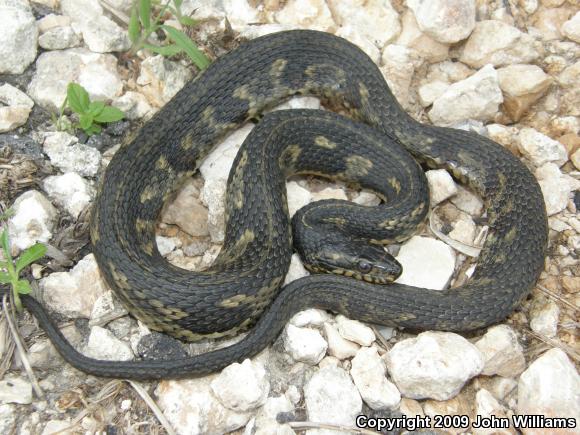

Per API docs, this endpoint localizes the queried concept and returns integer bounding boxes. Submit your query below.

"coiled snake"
[17,30,547,379]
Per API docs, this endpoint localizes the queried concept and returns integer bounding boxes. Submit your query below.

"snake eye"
[358,260,372,273]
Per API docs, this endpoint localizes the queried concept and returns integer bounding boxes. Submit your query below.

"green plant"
[55,83,125,136]
[128,0,210,69]
[0,229,46,312]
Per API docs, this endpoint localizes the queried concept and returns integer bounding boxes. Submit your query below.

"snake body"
[20,30,547,379]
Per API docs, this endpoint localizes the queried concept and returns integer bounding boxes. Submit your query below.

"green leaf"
[0,229,11,261]
[178,16,198,27]
[0,271,11,284]
[93,106,125,123]
[15,279,31,294]
[143,42,183,56]
[67,83,90,114]
[85,124,102,135]
[15,243,46,273]
[129,6,141,43]
[88,101,106,116]
[173,0,183,10]
[140,0,152,30]
[79,113,94,130]
[160,25,210,69]
[0,208,14,222]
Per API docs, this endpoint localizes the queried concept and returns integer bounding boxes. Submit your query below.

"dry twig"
[128,380,177,435]
[288,421,378,434]
[2,294,44,398]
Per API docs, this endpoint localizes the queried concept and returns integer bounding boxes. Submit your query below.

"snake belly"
[21,30,547,379]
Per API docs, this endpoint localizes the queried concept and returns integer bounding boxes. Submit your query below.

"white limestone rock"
[328,0,401,49]
[0,0,37,74]
[8,190,57,251]
[529,298,560,338]
[43,172,95,218]
[155,236,179,256]
[112,92,155,120]
[335,315,375,347]
[474,389,514,435]
[28,48,122,110]
[535,163,580,216]
[290,308,330,328]
[562,11,580,43]
[239,24,294,40]
[497,64,552,121]
[418,81,450,107]
[40,254,109,318]
[396,10,449,63]
[497,64,552,98]
[83,326,133,361]
[250,394,295,435]
[38,24,81,50]
[323,322,360,360]
[61,0,130,52]
[425,169,458,205]
[335,26,381,64]
[518,128,568,167]
[37,14,71,33]
[310,187,348,201]
[90,290,128,321]
[42,131,101,176]
[200,124,254,242]
[271,96,321,112]
[222,0,260,32]
[0,405,16,434]
[284,324,327,365]
[572,149,580,171]
[350,347,401,410]
[353,191,381,206]
[0,377,32,405]
[518,349,580,435]
[136,55,193,107]
[475,325,526,377]
[304,366,362,435]
[451,185,484,216]
[156,376,252,435]
[284,254,310,285]
[487,123,519,149]
[407,0,475,44]
[274,0,335,32]
[211,359,270,412]
[380,44,423,109]
[0,83,34,133]
[385,331,484,400]
[429,64,503,126]
[395,236,456,290]
[460,20,540,68]
[161,179,209,237]
[448,212,477,245]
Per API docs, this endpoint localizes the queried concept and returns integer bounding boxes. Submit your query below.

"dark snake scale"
[18,30,547,379]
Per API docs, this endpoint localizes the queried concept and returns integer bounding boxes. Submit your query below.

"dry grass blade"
[2,294,44,398]
[0,311,16,379]
[98,0,131,24]
[371,325,392,351]
[428,209,481,257]
[288,421,378,434]
[524,329,580,362]
[128,380,176,435]
[536,284,579,313]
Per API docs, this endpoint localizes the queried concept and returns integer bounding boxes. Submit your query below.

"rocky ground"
[0,0,579,434]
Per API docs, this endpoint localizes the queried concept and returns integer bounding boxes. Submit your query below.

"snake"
[14,30,547,380]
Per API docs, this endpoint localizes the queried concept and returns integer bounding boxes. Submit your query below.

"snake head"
[295,227,402,284]
[313,242,402,284]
